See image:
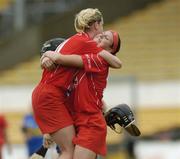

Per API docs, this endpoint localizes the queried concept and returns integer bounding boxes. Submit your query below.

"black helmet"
[40,38,65,56]
[105,104,141,136]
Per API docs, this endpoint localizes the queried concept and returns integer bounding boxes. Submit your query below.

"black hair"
[114,34,121,54]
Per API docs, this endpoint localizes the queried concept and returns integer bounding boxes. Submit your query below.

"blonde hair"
[74,8,103,32]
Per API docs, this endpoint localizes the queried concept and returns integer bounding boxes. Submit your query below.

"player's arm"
[29,134,55,159]
[41,50,121,69]
[98,50,122,69]
[30,145,47,159]
[41,51,83,68]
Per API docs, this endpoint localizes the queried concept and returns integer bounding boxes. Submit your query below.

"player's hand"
[43,134,55,148]
[43,51,61,62]
[40,56,56,71]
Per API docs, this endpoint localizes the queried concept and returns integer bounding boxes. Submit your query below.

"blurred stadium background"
[0,0,180,159]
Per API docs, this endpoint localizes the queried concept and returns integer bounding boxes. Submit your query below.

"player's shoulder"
[72,33,94,43]
[67,34,87,47]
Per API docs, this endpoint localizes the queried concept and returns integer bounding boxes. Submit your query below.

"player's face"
[94,31,113,52]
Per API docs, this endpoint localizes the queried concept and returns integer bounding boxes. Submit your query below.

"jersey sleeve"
[81,54,109,72]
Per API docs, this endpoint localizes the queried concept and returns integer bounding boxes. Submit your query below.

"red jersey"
[71,54,109,156]
[39,33,103,91]
[0,115,7,145]
[72,54,109,113]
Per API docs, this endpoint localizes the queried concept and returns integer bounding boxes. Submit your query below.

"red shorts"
[32,83,73,134]
[72,112,107,156]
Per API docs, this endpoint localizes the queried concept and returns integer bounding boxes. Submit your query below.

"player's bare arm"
[41,50,122,69]
[98,50,122,68]
[41,51,83,68]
